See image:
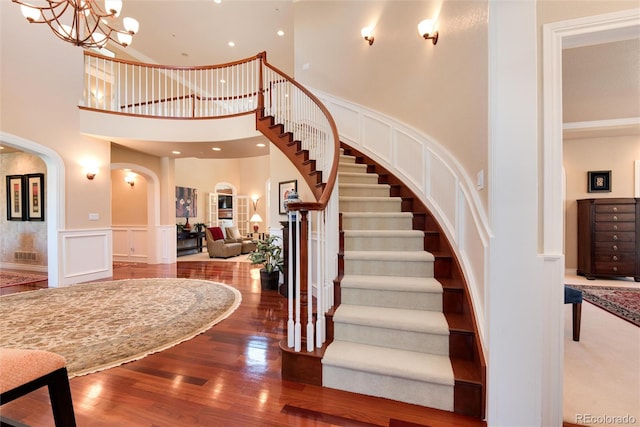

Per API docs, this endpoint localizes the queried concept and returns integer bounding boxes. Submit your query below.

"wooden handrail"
[259,53,340,209]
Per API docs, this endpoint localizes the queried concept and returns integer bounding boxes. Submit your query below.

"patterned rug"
[0,270,48,288]
[567,285,640,327]
[0,278,241,377]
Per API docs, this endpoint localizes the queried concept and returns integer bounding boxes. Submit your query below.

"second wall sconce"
[361,27,374,45]
[125,173,136,188]
[418,19,439,45]
[251,195,260,211]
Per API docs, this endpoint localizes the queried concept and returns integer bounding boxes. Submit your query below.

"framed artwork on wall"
[176,186,197,217]
[588,170,611,193]
[6,175,25,221]
[279,179,298,214]
[26,173,45,221]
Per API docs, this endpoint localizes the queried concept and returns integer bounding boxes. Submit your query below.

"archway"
[0,131,65,286]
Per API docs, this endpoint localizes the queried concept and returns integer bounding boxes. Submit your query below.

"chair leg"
[572,302,582,342]
[47,368,76,427]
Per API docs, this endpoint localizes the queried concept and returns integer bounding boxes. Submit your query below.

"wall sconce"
[418,19,439,45]
[251,195,261,211]
[85,166,98,180]
[124,174,136,188]
[361,27,374,45]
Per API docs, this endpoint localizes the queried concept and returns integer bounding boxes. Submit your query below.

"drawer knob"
[613,215,618,221]
[613,207,618,212]
[613,267,618,272]
[613,245,618,251]
[613,256,619,261]
[613,235,618,241]
[613,225,618,230]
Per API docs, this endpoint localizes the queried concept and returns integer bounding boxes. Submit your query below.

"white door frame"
[541,8,640,426]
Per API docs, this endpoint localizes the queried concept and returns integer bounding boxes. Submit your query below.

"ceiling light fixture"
[256,143,266,148]
[13,0,140,48]
[277,30,284,36]
[212,147,222,151]
[172,150,181,155]
[417,19,439,45]
[361,27,374,46]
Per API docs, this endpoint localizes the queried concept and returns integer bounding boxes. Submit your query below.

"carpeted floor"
[566,284,640,327]
[0,270,48,288]
[0,278,241,377]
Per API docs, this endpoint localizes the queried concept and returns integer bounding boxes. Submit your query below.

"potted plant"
[248,235,284,290]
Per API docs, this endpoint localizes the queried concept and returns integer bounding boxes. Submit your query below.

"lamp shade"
[250,214,263,223]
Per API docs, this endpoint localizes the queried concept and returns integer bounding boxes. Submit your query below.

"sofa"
[205,227,242,258]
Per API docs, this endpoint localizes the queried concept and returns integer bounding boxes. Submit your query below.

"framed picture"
[176,186,197,217]
[588,170,611,193]
[279,179,298,214]
[26,173,45,221]
[6,175,25,221]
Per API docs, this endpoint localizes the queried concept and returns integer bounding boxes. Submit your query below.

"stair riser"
[323,367,454,412]
[338,174,379,185]
[340,199,401,213]
[341,288,443,311]
[339,186,390,197]
[334,324,449,356]
[344,235,424,251]
[339,155,357,164]
[344,259,434,277]
[342,216,414,230]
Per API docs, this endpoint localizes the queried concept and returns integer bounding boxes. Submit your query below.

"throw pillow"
[208,227,225,241]
[225,226,243,243]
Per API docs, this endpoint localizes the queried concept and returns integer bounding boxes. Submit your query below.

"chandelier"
[12,0,139,49]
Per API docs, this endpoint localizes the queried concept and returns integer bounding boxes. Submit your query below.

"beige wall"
[0,152,48,267]
[564,135,640,269]
[111,169,148,226]
[294,0,489,208]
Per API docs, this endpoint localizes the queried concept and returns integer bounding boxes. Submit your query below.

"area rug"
[0,270,48,288]
[0,278,241,377]
[567,284,640,327]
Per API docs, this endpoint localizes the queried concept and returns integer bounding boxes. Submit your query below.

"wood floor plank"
[0,261,487,427]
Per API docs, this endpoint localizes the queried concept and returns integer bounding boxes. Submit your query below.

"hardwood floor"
[0,261,489,427]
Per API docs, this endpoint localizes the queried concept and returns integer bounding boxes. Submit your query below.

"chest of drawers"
[577,198,640,282]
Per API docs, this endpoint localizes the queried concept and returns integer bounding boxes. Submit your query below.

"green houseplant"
[248,235,284,290]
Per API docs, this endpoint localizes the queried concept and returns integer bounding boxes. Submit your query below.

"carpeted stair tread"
[343,230,424,238]
[341,212,413,219]
[334,304,449,335]
[340,275,443,293]
[322,341,454,386]
[343,250,434,262]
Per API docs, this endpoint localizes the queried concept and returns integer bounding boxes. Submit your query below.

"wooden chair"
[0,348,76,427]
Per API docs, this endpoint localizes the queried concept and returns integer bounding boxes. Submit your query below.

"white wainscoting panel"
[428,152,458,240]
[328,102,360,144]
[112,228,129,259]
[361,115,392,162]
[160,226,177,264]
[130,228,149,262]
[394,130,425,194]
[61,228,112,285]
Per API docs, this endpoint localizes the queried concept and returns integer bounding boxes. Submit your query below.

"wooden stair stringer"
[256,115,325,200]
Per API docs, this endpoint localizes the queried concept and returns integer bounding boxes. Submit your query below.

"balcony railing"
[82,51,339,356]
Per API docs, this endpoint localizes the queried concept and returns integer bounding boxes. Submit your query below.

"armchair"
[224,226,257,254]
[205,227,242,258]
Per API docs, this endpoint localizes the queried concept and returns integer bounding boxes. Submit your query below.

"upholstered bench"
[0,348,76,426]
[564,286,583,342]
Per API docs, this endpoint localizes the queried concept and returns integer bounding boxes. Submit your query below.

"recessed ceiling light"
[256,143,266,147]
[181,52,188,57]
[213,0,221,3]
[228,41,235,47]
[172,151,181,155]
[0,146,4,150]
[277,30,285,37]
[219,79,226,84]
[212,147,222,151]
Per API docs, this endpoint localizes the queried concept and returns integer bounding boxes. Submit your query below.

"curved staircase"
[324,144,485,418]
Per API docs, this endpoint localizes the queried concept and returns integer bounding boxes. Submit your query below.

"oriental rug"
[0,278,241,377]
[567,284,640,327]
[0,270,48,288]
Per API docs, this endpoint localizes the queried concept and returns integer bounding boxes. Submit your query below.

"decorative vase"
[183,217,191,231]
[260,269,279,290]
